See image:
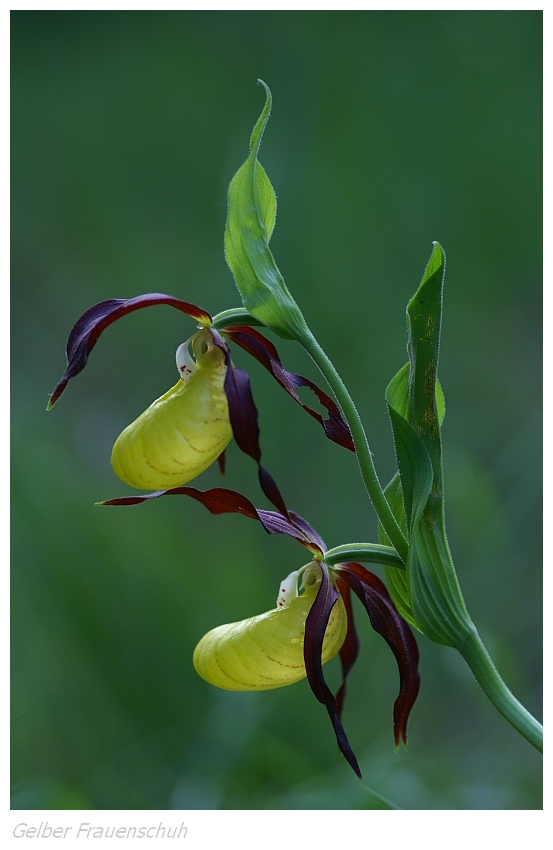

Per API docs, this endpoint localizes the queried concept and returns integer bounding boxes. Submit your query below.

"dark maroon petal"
[223,326,355,452]
[288,512,326,554]
[99,485,258,514]
[221,359,261,462]
[210,330,289,517]
[99,485,321,554]
[304,564,361,777]
[256,510,320,553]
[334,578,360,718]
[337,562,420,748]
[48,294,211,408]
[256,466,289,518]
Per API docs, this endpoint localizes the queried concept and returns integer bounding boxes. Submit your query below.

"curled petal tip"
[394,733,409,753]
[223,326,354,453]
[47,382,66,410]
[50,294,212,403]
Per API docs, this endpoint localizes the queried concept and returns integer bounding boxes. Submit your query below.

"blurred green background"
[11,10,542,810]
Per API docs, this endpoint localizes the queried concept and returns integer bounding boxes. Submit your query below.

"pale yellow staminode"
[111,330,232,490]
[193,579,347,691]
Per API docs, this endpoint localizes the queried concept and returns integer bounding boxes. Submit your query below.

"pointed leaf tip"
[225,85,307,341]
[250,81,272,155]
[422,241,446,285]
[256,79,271,100]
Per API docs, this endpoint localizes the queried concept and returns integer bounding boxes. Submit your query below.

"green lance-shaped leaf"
[380,362,445,629]
[387,369,434,538]
[379,472,416,628]
[403,252,542,749]
[224,80,309,340]
[384,244,473,646]
[406,242,446,489]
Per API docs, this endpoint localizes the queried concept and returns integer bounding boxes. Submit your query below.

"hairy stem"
[457,625,543,752]
[323,543,404,569]
[299,329,408,563]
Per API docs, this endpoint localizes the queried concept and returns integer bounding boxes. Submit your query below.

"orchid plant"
[49,81,542,777]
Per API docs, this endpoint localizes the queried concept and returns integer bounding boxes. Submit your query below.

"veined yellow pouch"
[111,333,232,490]
[193,581,347,691]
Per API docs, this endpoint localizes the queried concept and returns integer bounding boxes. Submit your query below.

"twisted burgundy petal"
[99,485,322,555]
[337,563,420,748]
[288,512,326,554]
[48,294,211,408]
[334,577,360,719]
[223,326,355,452]
[210,330,289,517]
[304,564,361,777]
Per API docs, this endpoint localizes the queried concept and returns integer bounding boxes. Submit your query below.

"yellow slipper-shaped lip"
[111,330,233,490]
[193,579,347,691]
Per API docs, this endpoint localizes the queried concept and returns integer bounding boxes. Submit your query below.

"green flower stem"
[214,309,408,562]
[211,308,264,330]
[457,625,543,752]
[323,543,405,569]
[299,328,408,563]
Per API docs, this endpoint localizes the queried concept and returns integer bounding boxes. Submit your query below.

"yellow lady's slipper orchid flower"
[48,294,353,505]
[100,482,421,778]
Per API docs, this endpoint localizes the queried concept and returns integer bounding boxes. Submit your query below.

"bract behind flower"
[193,579,347,691]
[111,330,232,490]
